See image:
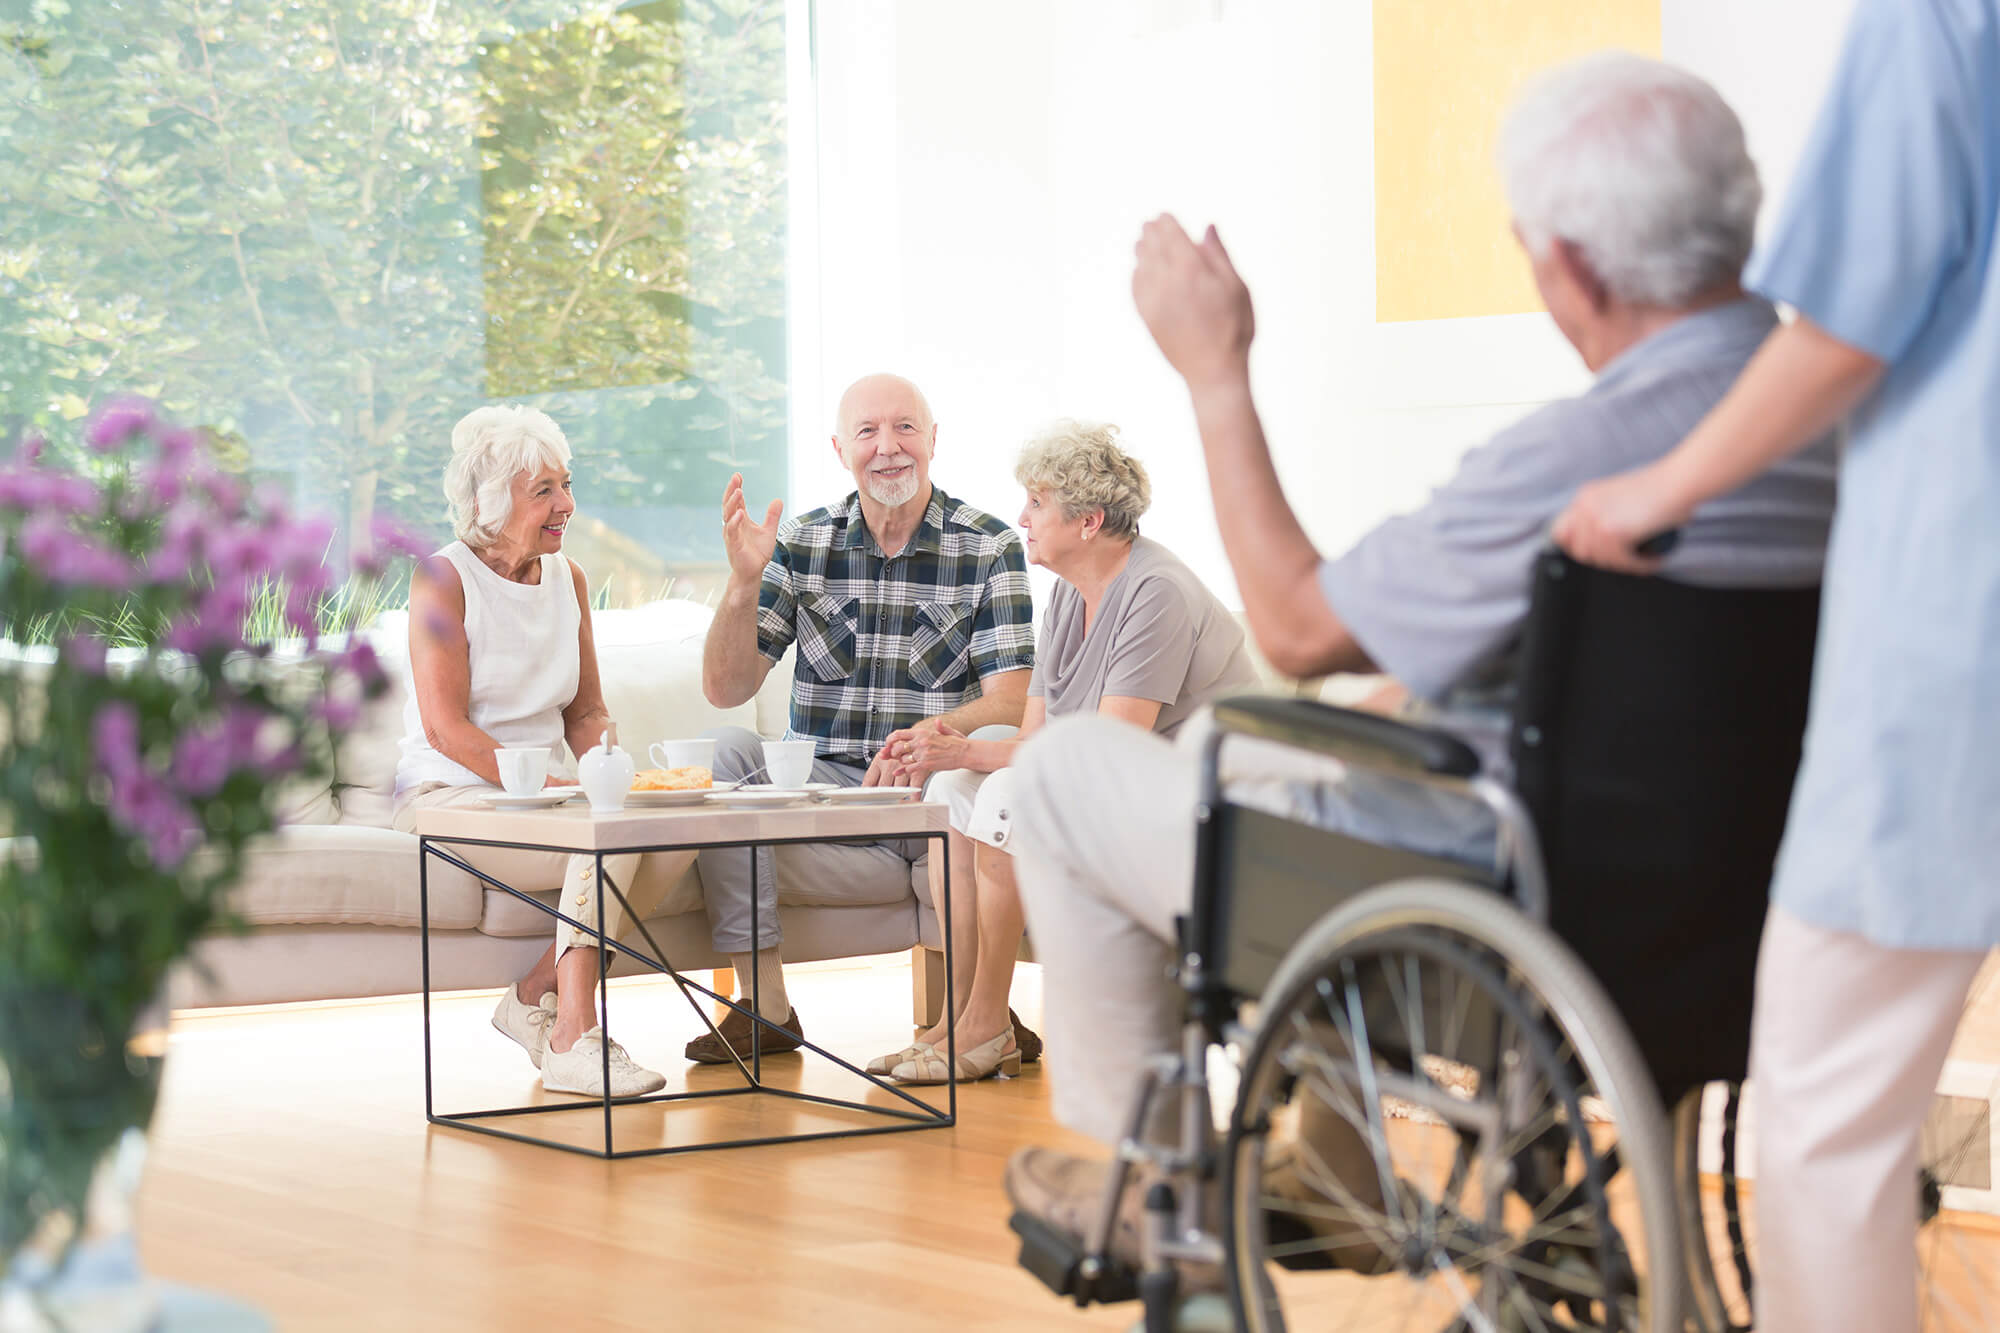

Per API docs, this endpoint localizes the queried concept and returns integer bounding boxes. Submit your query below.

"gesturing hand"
[1132,215,1255,391]
[721,471,783,584]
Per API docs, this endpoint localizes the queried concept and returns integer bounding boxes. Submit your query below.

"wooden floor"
[138,962,1137,1332]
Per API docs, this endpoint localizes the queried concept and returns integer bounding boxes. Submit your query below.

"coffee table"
[411,794,955,1158]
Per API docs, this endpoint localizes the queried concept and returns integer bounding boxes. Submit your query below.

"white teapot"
[577,726,635,812]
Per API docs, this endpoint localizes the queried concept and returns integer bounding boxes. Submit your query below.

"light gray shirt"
[1028,537,1260,736]
[1317,297,1838,774]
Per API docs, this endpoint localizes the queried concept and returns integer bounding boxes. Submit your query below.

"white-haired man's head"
[444,404,574,548]
[1501,52,1760,332]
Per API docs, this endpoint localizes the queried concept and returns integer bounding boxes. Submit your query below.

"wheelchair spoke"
[1227,894,1666,1333]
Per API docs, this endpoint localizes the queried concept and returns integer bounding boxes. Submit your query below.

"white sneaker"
[541,1027,667,1098]
[491,985,557,1069]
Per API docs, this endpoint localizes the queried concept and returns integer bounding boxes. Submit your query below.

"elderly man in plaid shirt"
[690,373,1036,1063]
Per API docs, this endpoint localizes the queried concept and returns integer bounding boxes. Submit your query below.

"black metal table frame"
[417,817,955,1159]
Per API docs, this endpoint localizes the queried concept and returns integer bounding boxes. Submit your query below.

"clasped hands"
[863,718,969,788]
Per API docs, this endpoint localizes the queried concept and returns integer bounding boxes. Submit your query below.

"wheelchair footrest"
[1007,1209,1139,1306]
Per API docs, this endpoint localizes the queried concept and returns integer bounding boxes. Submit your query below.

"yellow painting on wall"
[1374,0,1660,323]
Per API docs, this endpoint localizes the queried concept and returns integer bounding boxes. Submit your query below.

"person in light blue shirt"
[1557,3,2000,1327]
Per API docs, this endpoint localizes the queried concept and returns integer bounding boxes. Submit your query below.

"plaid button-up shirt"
[756,487,1036,766]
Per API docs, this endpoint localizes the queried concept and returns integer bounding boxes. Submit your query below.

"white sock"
[728,949,791,1019]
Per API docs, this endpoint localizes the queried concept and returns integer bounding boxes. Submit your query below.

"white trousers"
[393,783,694,956]
[1748,906,1985,1333]
[1012,716,1198,1145]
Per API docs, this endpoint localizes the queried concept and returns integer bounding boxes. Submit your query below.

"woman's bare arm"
[407,556,510,786]
[561,560,615,762]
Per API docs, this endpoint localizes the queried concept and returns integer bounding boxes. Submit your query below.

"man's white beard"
[864,469,920,508]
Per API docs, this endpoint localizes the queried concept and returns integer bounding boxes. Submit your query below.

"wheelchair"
[1013,550,2000,1331]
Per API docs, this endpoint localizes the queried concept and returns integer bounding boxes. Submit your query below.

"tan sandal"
[866,1041,932,1077]
[890,1028,1020,1084]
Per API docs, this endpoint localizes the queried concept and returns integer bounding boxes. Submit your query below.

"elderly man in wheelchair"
[1001,53,1842,1333]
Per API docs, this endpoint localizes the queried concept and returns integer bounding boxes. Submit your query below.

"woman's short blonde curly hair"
[1013,420,1152,542]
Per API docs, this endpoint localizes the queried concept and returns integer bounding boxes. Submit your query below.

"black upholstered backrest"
[1508,551,1820,1103]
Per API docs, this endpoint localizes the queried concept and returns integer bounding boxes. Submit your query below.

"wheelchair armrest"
[1209,694,1482,782]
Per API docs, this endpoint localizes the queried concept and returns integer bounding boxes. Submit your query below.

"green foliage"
[0,0,788,558]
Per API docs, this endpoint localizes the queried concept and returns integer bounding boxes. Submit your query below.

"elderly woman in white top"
[393,405,693,1099]
[869,422,1258,1083]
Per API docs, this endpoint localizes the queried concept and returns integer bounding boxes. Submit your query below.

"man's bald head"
[836,373,934,437]
[832,373,937,511]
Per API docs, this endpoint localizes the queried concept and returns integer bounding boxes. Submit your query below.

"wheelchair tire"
[1223,878,1682,1333]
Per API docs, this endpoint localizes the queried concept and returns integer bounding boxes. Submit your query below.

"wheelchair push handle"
[1633,527,1681,559]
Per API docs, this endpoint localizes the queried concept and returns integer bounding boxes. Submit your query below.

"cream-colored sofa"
[156,599,944,1009]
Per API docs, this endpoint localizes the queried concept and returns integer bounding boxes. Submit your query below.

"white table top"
[409,795,948,853]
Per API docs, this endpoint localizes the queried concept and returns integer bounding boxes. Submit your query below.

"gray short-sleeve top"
[1027,537,1260,736]
[1315,297,1838,771]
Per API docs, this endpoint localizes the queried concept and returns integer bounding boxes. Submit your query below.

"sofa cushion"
[223,824,484,930]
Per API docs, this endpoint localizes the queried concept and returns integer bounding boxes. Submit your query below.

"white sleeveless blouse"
[395,541,582,794]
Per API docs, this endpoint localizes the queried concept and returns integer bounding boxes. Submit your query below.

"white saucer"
[814,786,923,805]
[704,789,814,809]
[625,788,712,807]
[484,791,574,809]
[741,782,838,795]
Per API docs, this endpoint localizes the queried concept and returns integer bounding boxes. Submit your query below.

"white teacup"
[649,738,717,773]
[495,746,551,796]
[763,739,817,789]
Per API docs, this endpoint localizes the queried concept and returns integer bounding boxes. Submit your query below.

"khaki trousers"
[393,784,695,957]
[1748,906,1986,1333]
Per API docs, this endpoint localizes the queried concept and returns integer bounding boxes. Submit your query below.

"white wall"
[802,0,1859,606]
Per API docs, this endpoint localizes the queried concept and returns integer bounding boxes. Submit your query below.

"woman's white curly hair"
[443,405,572,547]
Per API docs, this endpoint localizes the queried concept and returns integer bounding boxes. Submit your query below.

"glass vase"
[0,987,165,1333]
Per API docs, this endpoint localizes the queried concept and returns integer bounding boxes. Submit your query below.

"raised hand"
[721,472,784,585]
[1132,215,1256,391]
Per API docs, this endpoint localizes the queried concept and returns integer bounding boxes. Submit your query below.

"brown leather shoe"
[1009,1007,1043,1064]
[1003,1146,1221,1290]
[683,1004,805,1064]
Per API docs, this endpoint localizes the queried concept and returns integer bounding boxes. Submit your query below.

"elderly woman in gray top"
[870,421,1259,1083]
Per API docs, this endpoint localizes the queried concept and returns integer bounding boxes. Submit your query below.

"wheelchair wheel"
[1677,956,2000,1332]
[1224,879,1681,1333]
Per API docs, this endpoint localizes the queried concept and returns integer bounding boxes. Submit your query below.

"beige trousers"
[392,784,695,957]
[1748,906,1986,1333]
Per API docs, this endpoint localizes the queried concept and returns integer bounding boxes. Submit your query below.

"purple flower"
[0,469,103,517]
[284,584,318,642]
[149,504,206,583]
[154,427,200,469]
[273,515,335,586]
[341,639,386,693]
[19,514,134,588]
[170,727,233,798]
[87,399,155,453]
[355,515,432,577]
[109,773,202,870]
[206,528,274,583]
[314,692,362,730]
[92,702,143,783]
[13,433,45,464]
[62,633,109,676]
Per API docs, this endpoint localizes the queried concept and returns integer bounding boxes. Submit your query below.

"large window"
[1,0,791,609]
